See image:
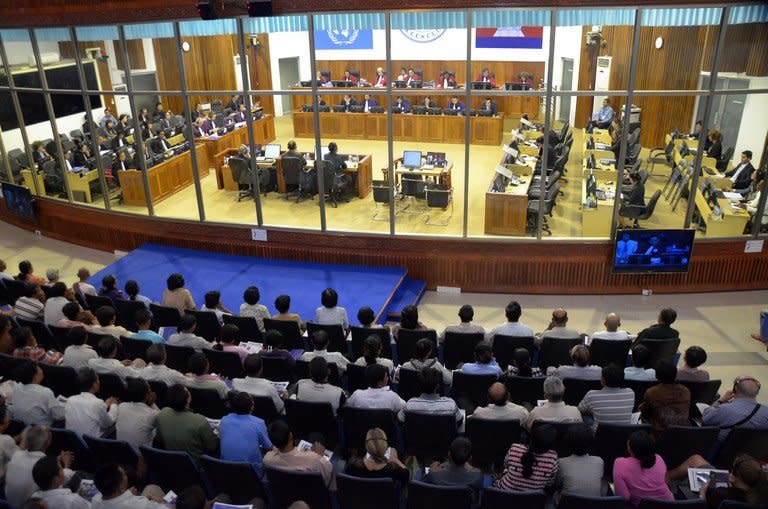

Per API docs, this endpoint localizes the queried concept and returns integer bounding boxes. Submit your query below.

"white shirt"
[91,490,165,509]
[32,487,91,509]
[8,383,65,425]
[354,357,395,374]
[232,376,285,413]
[62,344,99,370]
[167,332,212,352]
[0,271,14,280]
[729,162,749,183]
[44,296,70,325]
[471,402,529,422]
[140,364,188,386]
[485,321,535,343]
[747,191,768,224]
[315,306,349,330]
[345,386,406,414]
[525,401,582,429]
[88,358,143,381]
[74,282,97,297]
[0,434,19,476]
[239,303,270,332]
[299,350,349,374]
[65,391,118,437]
[116,402,160,448]
[590,330,631,342]
[90,324,131,339]
[5,450,74,507]
[200,305,228,325]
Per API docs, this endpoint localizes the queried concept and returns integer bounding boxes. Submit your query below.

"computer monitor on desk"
[505,82,529,91]
[443,108,459,116]
[264,144,281,159]
[394,80,406,88]
[332,105,346,113]
[427,107,442,116]
[426,152,446,167]
[586,172,597,198]
[409,80,423,89]
[411,105,426,115]
[472,81,491,90]
[315,145,330,160]
[403,150,422,169]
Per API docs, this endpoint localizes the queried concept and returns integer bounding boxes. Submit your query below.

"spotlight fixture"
[247,0,273,17]
[196,1,216,20]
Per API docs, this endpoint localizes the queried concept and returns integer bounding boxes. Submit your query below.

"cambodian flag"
[475,26,543,49]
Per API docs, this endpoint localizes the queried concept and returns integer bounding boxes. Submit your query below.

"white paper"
[269,381,289,393]
[745,239,764,254]
[502,145,518,158]
[297,439,333,460]
[495,165,514,179]
[242,342,263,354]
[520,117,534,127]
[536,399,548,407]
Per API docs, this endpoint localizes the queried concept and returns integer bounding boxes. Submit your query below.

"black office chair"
[184,310,220,342]
[306,322,347,354]
[480,488,545,509]
[636,337,680,368]
[372,180,393,221]
[620,189,662,229]
[265,465,331,509]
[503,375,545,408]
[396,366,422,402]
[350,326,392,360]
[337,473,400,509]
[39,363,78,397]
[122,336,152,362]
[228,156,253,202]
[222,314,262,343]
[717,146,734,172]
[200,455,267,505]
[528,170,561,200]
[399,174,427,214]
[451,372,497,412]
[593,423,650,480]
[443,332,484,370]
[140,446,210,497]
[250,395,281,424]
[656,425,720,471]
[527,183,560,236]
[262,318,304,350]
[404,411,457,463]
[346,363,368,394]
[203,349,245,379]
[424,186,453,226]
[281,155,306,202]
[407,480,471,509]
[284,399,338,449]
[150,303,182,328]
[466,418,522,471]
[395,328,437,365]
[319,159,349,208]
[114,299,148,332]
[187,386,228,419]
[562,378,603,406]
[589,338,631,367]
[341,407,398,454]
[538,336,582,372]
[262,356,295,383]
[96,372,126,400]
[492,335,535,372]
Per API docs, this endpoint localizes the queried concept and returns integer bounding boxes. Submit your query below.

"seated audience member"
[98,275,125,301]
[555,424,604,502]
[550,344,602,380]
[44,268,60,286]
[90,306,130,339]
[5,425,74,506]
[537,308,580,346]
[525,376,581,430]
[470,382,529,422]
[14,283,46,322]
[345,364,406,414]
[131,308,165,344]
[167,314,212,352]
[240,286,270,333]
[613,431,673,508]
[8,363,64,425]
[398,367,462,423]
[12,327,62,365]
[30,455,89,509]
[300,330,349,374]
[354,335,394,373]
[124,280,152,309]
[116,377,160,449]
[590,313,631,341]
[459,341,503,378]
[636,308,679,340]
[578,364,634,429]
[625,344,656,381]
[346,428,409,483]
[264,420,335,489]
[73,267,97,298]
[91,463,165,508]
[220,392,272,478]
[0,402,20,477]
[0,259,12,280]
[392,305,427,340]
[493,423,558,492]
[200,290,232,325]
[676,346,710,382]
[161,273,196,313]
[290,357,346,417]
[56,302,91,329]
[260,330,297,371]
[214,323,249,362]
[357,306,384,329]
[17,260,46,286]
[65,367,118,437]
[42,282,70,325]
[232,354,285,414]
[639,359,691,435]
[272,294,303,329]
[141,344,188,386]
[61,327,97,370]
[155,384,219,465]
[702,375,768,442]
[397,338,452,386]
[508,347,543,377]
[89,337,144,381]
[0,316,11,355]
[315,288,349,330]
[439,305,485,343]
[425,437,483,499]
[185,353,229,399]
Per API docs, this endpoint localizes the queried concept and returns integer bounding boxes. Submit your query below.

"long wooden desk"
[484,162,534,236]
[292,111,504,146]
[382,160,453,190]
[203,115,276,180]
[582,170,616,237]
[694,187,749,237]
[275,153,373,199]
[68,169,100,202]
[120,143,209,207]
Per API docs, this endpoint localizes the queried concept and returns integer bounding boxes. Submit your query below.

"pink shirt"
[613,454,673,508]
[223,344,249,362]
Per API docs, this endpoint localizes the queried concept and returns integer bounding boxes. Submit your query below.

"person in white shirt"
[116,378,160,449]
[140,344,189,387]
[525,376,582,430]
[0,403,20,478]
[91,463,165,509]
[8,363,65,426]
[550,345,602,381]
[200,290,232,326]
[5,425,75,507]
[470,382,529,422]
[315,288,349,331]
[439,305,486,343]
[14,284,46,322]
[65,367,118,438]
[124,280,152,310]
[239,286,270,333]
[61,328,98,370]
[590,313,631,342]
[615,232,639,264]
[746,179,767,225]
[299,330,350,374]
[289,357,346,417]
[73,267,97,299]
[0,259,14,281]
[345,363,406,414]
[624,344,656,381]
[167,314,213,352]
[485,301,535,344]
[88,337,144,381]
[90,307,130,339]
[43,282,71,325]
[232,353,285,414]
[31,455,90,509]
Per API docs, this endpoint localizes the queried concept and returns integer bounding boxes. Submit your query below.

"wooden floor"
[77,115,734,238]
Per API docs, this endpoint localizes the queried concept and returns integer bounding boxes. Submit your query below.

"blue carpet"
[89,244,407,324]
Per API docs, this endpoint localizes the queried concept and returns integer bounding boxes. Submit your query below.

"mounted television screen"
[2,182,35,222]
[613,229,695,274]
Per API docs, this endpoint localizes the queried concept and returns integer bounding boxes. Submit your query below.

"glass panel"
[32,28,82,92]
[179,19,240,96]
[23,93,68,201]
[0,36,16,184]
[73,25,120,95]
[107,93,148,216]
[714,11,767,90]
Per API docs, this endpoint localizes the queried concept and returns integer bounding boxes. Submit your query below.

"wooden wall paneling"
[745,23,768,76]
[575,26,599,129]
[245,33,275,117]
[114,39,146,71]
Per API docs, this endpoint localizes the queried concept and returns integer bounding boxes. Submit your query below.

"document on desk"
[495,164,514,179]
[502,145,518,158]
[520,117,534,128]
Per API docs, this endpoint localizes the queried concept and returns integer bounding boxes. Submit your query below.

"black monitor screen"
[426,152,446,167]
[2,182,35,222]
[613,229,695,273]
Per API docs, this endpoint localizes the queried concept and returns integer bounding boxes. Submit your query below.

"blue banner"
[314,29,373,50]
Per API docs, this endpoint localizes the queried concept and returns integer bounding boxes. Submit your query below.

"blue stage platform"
[89,244,420,324]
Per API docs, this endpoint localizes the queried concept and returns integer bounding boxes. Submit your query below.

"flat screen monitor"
[402,150,422,169]
[613,229,695,274]
[426,152,446,167]
[264,144,281,159]
[316,145,330,159]
[471,81,491,90]
[2,182,35,221]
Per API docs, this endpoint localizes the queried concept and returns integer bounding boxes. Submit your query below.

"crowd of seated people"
[0,259,767,508]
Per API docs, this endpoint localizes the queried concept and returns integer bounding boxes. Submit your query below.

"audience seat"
[121,336,151,362]
[714,428,768,469]
[250,395,281,424]
[0,354,32,377]
[96,372,126,400]
[503,375,545,408]
[657,426,720,471]
[149,303,182,328]
[350,326,392,360]
[203,349,245,379]
[679,379,721,406]
[187,386,228,419]
[267,467,332,509]
[140,446,211,497]
[531,420,580,457]
[16,318,58,351]
[466,417,522,471]
[589,338,631,368]
[337,473,400,509]
[480,488,545,509]
[264,356,296,383]
[83,435,141,472]
[2,278,27,303]
[39,363,78,398]
[407,480,472,509]
[222,314,262,343]
[396,367,422,402]
[624,379,658,411]
[342,407,398,454]
[558,494,626,509]
[307,322,348,355]
[491,335,535,372]
[451,372,497,412]
[200,455,267,505]
[443,332,484,370]
[49,428,95,472]
[404,411,457,463]
[164,344,195,372]
[395,329,437,365]
[716,502,765,509]
[48,324,74,350]
[295,359,340,387]
[85,294,115,311]
[637,338,680,367]
[148,380,168,408]
[593,423,650,480]
[562,378,603,406]
[87,331,118,351]
[346,363,368,394]
[262,318,305,350]
[114,299,148,331]
[285,399,338,449]
[538,337,582,371]
[185,310,220,342]
[637,500,707,508]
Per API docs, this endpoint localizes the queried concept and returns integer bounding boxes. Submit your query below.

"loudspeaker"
[247,0,273,17]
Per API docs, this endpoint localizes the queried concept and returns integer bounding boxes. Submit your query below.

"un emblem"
[399,29,447,43]
[326,29,361,46]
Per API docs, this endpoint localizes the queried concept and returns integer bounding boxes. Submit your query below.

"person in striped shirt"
[13,284,45,322]
[493,423,558,491]
[578,363,635,430]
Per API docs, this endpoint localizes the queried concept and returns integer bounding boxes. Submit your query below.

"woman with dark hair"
[124,280,152,309]
[556,424,604,501]
[99,275,124,300]
[17,260,45,285]
[396,338,452,386]
[494,423,558,491]
[354,335,394,373]
[315,288,349,331]
[613,430,673,507]
[240,286,269,332]
[392,305,426,341]
[508,347,543,377]
[161,273,196,312]
[459,341,503,377]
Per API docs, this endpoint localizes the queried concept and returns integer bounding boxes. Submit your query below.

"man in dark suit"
[340,95,357,112]
[141,122,154,141]
[111,149,135,174]
[482,97,499,116]
[150,130,172,157]
[447,96,465,112]
[394,96,410,113]
[159,111,174,133]
[73,143,92,168]
[316,95,326,107]
[724,150,755,193]
[620,172,645,210]
[232,104,249,123]
[360,94,378,113]
[32,143,51,166]
[111,131,128,152]
[192,118,207,138]
[226,94,241,112]
[152,102,166,122]
[323,142,349,199]
[636,308,680,340]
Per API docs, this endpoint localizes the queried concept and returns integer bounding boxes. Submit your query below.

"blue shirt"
[702,397,768,442]
[460,360,503,378]
[132,330,166,344]
[597,106,614,122]
[220,413,272,477]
